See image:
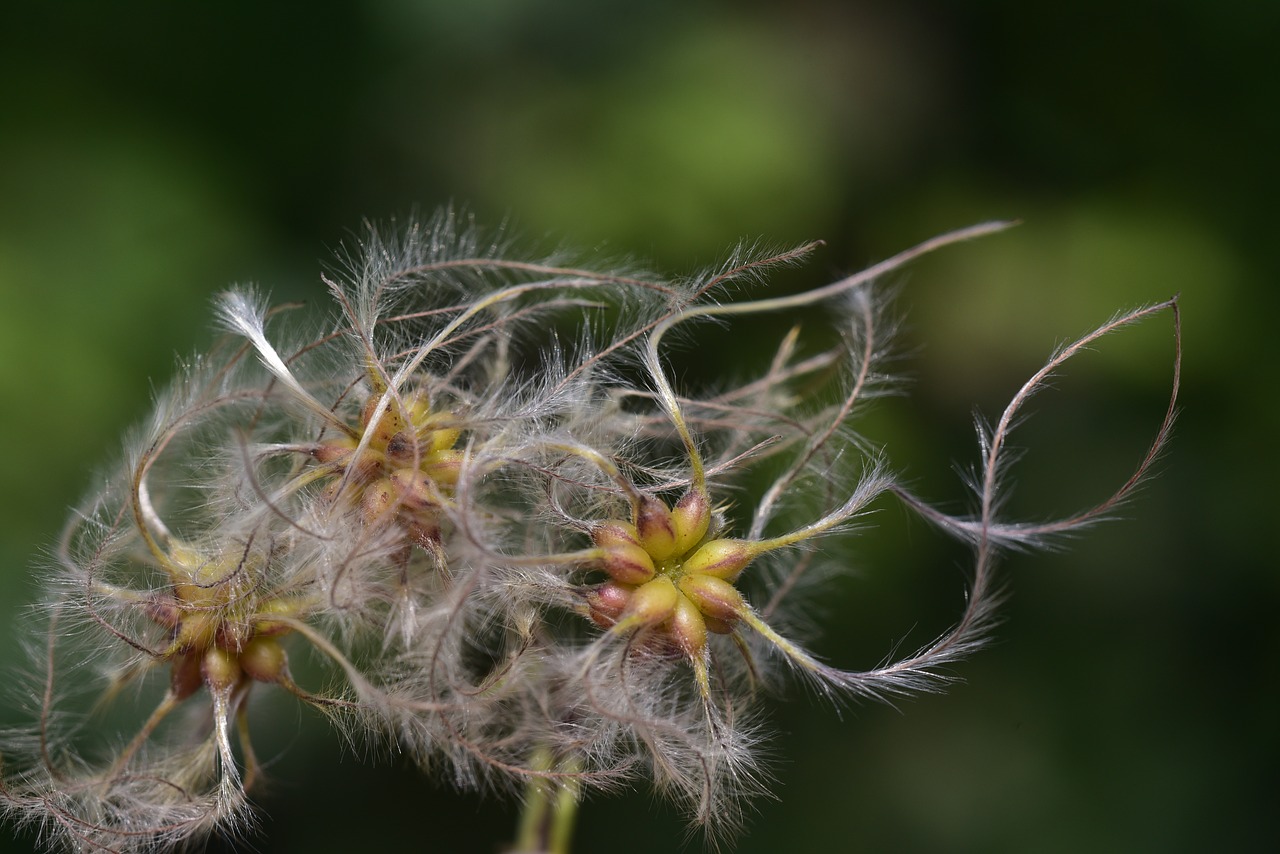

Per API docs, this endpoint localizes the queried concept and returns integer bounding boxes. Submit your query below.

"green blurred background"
[1,2,1273,852]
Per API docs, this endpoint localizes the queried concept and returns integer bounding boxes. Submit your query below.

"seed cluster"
[144,542,297,699]
[587,490,756,657]
[311,389,463,546]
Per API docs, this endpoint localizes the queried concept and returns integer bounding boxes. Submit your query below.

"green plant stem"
[512,748,580,854]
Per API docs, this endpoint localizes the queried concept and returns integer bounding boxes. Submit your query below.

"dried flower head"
[1,211,1180,852]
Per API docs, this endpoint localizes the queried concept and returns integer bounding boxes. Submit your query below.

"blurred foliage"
[1,1,1274,852]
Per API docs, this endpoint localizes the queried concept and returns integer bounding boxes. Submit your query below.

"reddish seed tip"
[592,520,642,549]
[404,516,443,548]
[170,651,204,700]
[145,595,182,629]
[312,442,355,465]
[214,620,252,653]
[636,496,678,561]
[678,574,746,625]
[671,489,711,556]
[587,581,633,628]
[671,594,708,658]
[599,541,657,585]
[625,576,679,625]
[680,539,755,581]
